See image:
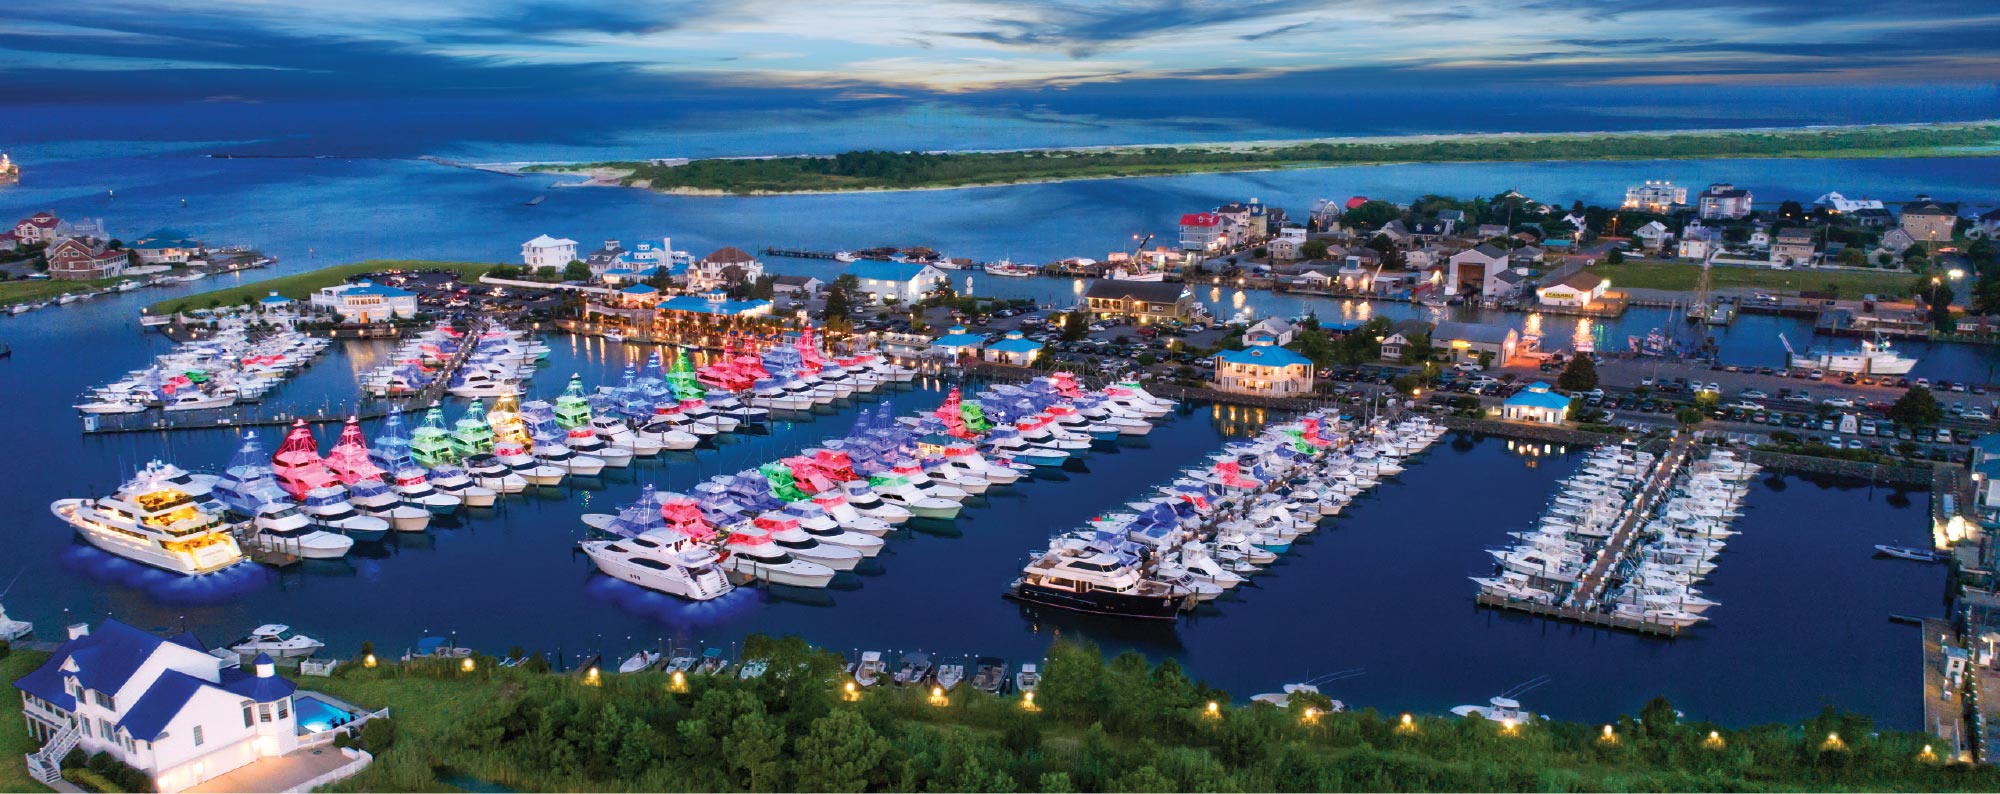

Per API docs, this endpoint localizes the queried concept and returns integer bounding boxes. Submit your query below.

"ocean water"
[0,99,1971,726]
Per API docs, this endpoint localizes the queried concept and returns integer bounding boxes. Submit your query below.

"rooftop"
[1216,344,1312,368]
[1083,280,1186,303]
[847,261,935,282]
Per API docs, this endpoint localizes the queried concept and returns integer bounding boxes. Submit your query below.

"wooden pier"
[1570,433,1695,606]
[761,247,842,260]
[1474,592,1685,637]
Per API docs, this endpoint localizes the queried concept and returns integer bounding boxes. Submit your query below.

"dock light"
[1705,730,1725,749]
[1823,732,1843,750]
[1021,691,1038,711]
[584,666,601,686]
[673,671,688,692]
[363,654,377,668]
[461,657,475,672]
[1302,707,1319,725]
[929,686,949,707]
[1501,718,1517,734]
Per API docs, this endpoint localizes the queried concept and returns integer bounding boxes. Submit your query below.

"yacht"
[51,468,247,575]
[227,624,325,659]
[493,440,566,486]
[717,526,836,587]
[754,515,864,570]
[873,478,961,520]
[461,454,531,493]
[297,486,392,543]
[1450,696,1542,724]
[426,463,499,506]
[410,407,460,467]
[271,420,340,500]
[449,401,496,458]
[1007,547,1189,620]
[74,397,148,414]
[0,602,31,642]
[582,529,735,601]
[324,417,431,532]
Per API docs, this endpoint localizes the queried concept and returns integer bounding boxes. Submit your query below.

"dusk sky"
[9,0,2000,102]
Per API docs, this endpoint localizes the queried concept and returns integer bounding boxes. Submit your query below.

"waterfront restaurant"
[308,280,418,323]
[930,325,986,360]
[1502,382,1572,424]
[982,331,1043,366]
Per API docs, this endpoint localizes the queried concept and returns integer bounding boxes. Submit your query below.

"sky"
[6,0,2000,103]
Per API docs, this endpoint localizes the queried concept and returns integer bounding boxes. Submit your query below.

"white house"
[14,621,307,793]
[521,234,578,272]
[129,229,203,266]
[1502,382,1572,424]
[845,261,947,303]
[982,331,1043,366]
[1535,271,1608,308]
[1244,318,1297,346]
[688,246,765,291]
[1632,221,1672,250]
[1213,342,1314,397]
[309,280,419,323]
[1696,183,1753,220]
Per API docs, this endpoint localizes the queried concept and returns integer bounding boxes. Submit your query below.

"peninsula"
[526,122,2000,196]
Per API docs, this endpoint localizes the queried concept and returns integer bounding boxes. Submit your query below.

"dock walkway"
[1570,433,1695,606]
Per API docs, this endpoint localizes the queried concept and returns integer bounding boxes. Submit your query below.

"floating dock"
[1474,592,1685,637]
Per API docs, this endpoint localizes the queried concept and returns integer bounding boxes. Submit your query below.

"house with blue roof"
[129,228,204,265]
[1503,381,1573,424]
[982,330,1044,366]
[846,260,947,304]
[308,279,419,323]
[1214,340,1314,397]
[657,292,772,318]
[930,325,986,358]
[14,620,321,791]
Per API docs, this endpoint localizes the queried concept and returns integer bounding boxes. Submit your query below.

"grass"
[0,276,138,309]
[145,260,500,316]
[0,649,52,792]
[1593,259,1930,298]
[313,661,511,792]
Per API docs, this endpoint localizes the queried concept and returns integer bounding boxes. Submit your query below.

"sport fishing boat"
[427,463,500,505]
[524,401,612,473]
[492,439,566,486]
[372,405,468,514]
[270,420,340,500]
[449,401,495,458]
[323,417,431,532]
[51,467,247,575]
[410,406,460,468]
[211,432,363,553]
[227,624,325,659]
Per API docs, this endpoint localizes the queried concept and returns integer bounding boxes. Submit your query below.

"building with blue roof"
[13,621,321,792]
[129,228,204,265]
[257,291,294,310]
[1214,341,1314,397]
[982,330,1044,366]
[309,279,419,323]
[657,293,772,318]
[1503,381,1573,424]
[931,325,986,357]
[846,260,947,304]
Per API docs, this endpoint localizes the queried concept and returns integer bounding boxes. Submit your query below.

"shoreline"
[504,120,2000,197]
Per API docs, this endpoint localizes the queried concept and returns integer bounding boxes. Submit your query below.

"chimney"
[68,623,90,640]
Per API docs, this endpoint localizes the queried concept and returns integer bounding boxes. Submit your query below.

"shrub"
[62,747,87,770]
[361,716,399,751]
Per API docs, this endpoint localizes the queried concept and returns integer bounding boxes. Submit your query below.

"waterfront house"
[1268,237,1303,260]
[1771,228,1817,266]
[1502,382,1572,424]
[1379,319,1433,362]
[1968,207,2000,238]
[1748,229,1772,250]
[1852,207,1895,228]
[1178,212,1223,252]
[1697,183,1753,220]
[616,283,662,308]
[1491,268,1529,299]
[129,229,203,266]
[1445,244,1509,298]
[1286,268,1334,292]
[1632,221,1672,251]
[657,292,772,319]
[1535,271,1608,309]
[689,247,765,291]
[1899,198,1958,249]
[12,211,67,245]
[1879,227,1918,258]
[1955,315,2000,335]
[1244,318,1297,346]
[583,239,629,277]
[258,292,295,313]
[309,280,418,323]
[1435,210,1465,235]
[1815,192,1883,214]
[771,275,823,295]
[1677,220,1724,259]
[1082,280,1193,324]
[982,331,1043,366]
[1213,342,1314,397]
[1622,180,1686,213]
[13,621,305,793]
[521,234,578,272]
[45,237,129,280]
[1431,321,1518,366]
[845,261,946,304]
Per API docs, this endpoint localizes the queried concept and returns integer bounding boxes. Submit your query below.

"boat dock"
[762,247,842,260]
[1920,617,1974,761]
[1474,592,1685,637]
[1570,434,1695,606]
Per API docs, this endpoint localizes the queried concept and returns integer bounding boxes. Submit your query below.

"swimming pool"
[295,694,358,733]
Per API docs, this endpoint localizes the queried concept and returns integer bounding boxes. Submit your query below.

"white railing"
[26,723,79,784]
[285,748,372,793]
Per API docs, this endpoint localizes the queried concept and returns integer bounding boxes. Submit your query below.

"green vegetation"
[310,638,1990,792]
[0,275,137,309]
[1558,356,1599,393]
[0,649,48,791]
[548,124,2000,195]
[1890,385,1945,428]
[146,260,500,315]
[1591,259,1927,298]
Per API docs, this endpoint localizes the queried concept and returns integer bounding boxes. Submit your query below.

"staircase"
[695,568,730,598]
[26,724,79,785]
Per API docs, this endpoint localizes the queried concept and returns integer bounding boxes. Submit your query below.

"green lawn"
[145,260,502,316]
[1594,259,1929,298]
[0,649,52,792]
[0,276,138,309]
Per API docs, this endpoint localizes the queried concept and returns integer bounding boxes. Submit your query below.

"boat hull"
[1007,581,1186,620]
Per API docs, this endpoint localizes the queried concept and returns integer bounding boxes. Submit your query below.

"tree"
[1778,200,1805,221]
[1837,247,1867,267]
[825,274,860,319]
[794,710,886,792]
[1923,278,1956,329]
[1889,385,1943,428]
[1972,269,2000,316]
[750,275,777,300]
[1557,355,1599,392]
[1060,311,1089,342]
[1606,248,1626,264]
[563,260,592,282]
[1300,239,1330,260]
[1341,200,1399,230]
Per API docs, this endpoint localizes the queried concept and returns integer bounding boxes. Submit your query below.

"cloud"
[5,0,1998,100]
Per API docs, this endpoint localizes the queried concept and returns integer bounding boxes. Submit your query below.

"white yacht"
[718,526,836,587]
[581,529,734,601]
[427,464,498,506]
[0,603,33,641]
[51,469,247,575]
[228,624,325,659]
